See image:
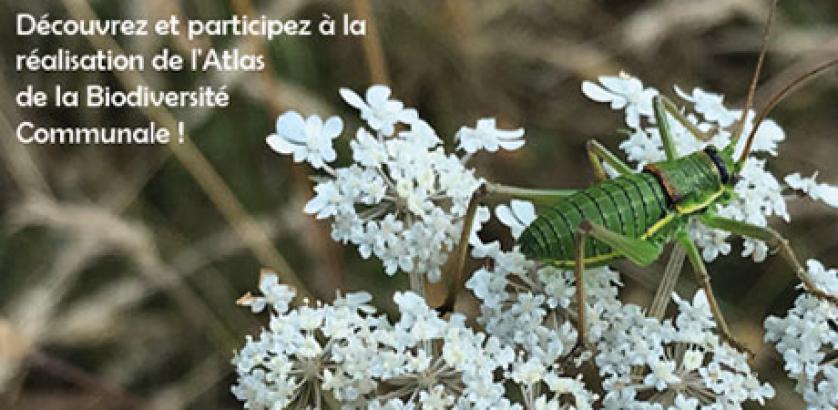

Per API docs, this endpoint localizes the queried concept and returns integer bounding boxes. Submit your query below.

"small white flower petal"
[581,81,617,104]
[339,87,366,109]
[322,116,344,138]
[276,111,306,141]
[266,133,296,155]
[366,84,392,105]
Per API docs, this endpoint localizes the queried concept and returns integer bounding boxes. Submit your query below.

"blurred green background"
[1,0,837,408]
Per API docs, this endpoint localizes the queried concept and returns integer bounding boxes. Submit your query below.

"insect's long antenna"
[737,57,838,163]
[730,0,778,146]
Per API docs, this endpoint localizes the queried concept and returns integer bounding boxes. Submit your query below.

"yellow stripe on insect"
[674,188,724,214]
[547,252,620,269]
[640,213,675,239]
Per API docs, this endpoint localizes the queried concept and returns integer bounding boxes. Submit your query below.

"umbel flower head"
[595,290,774,408]
[765,260,838,409]
[267,85,525,282]
[231,271,599,408]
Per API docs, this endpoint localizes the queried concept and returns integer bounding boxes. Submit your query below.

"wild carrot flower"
[764,260,838,409]
[268,85,524,282]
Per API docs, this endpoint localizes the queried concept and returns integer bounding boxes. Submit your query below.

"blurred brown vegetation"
[1,0,837,408]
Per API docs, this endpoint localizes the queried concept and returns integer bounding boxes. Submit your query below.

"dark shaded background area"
[1,0,837,408]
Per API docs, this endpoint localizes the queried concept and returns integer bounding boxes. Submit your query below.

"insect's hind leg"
[699,214,838,305]
[571,223,592,355]
[571,220,663,354]
[580,220,662,266]
[675,229,752,354]
[586,139,633,182]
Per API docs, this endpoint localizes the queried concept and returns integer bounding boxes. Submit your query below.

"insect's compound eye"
[703,145,731,184]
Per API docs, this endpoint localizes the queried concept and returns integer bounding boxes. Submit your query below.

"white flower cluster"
[231,272,597,409]
[596,290,774,408]
[785,172,838,209]
[582,73,796,263]
[268,85,524,281]
[765,260,838,409]
[466,245,621,359]
[466,248,615,408]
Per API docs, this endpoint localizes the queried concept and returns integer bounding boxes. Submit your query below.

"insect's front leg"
[656,95,716,142]
[699,214,838,304]
[653,96,680,160]
[675,229,752,355]
[570,220,663,355]
[585,139,633,182]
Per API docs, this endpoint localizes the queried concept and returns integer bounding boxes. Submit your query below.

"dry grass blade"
[145,356,226,410]
[351,0,391,84]
[0,109,50,198]
[621,0,761,53]
[228,0,348,296]
[26,350,142,408]
[6,198,243,369]
[58,0,310,299]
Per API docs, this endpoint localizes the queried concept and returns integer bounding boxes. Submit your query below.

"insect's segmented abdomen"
[519,172,669,262]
